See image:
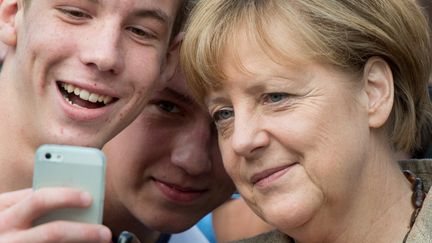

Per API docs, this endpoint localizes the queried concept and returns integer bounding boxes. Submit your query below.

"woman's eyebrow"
[207,96,230,108]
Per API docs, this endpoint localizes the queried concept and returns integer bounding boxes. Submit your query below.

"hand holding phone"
[0,188,112,242]
[32,144,106,225]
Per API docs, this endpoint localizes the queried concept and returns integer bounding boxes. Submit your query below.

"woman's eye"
[213,108,234,122]
[265,93,288,103]
[157,101,180,113]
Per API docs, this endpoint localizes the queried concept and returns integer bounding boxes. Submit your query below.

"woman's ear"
[159,32,184,84]
[0,0,19,46]
[362,57,394,128]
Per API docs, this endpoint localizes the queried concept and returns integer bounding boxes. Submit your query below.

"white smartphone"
[32,144,106,225]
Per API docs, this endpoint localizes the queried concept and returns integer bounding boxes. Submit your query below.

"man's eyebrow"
[134,9,169,24]
[162,87,194,105]
[85,1,168,24]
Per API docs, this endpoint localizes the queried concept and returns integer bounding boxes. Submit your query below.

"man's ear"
[159,32,184,84]
[363,57,394,128]
[0,0,19,46]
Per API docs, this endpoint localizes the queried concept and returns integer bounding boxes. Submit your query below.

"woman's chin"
[259,191,324,234]
[265,208,310,232]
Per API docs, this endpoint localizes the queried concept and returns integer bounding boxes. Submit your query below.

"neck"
[0,72,38,193]
[292,143,414,243]
[0,58,58,193]
[104,198,162,243]
[0,140,35,193]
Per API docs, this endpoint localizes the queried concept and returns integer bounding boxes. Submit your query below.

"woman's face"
[207,38,372,233]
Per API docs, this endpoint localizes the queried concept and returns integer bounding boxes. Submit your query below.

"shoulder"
[399,159,432,242]
[405,187,432,242]
[230,230,293,243]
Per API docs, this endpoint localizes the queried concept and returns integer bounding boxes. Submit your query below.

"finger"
[3,187,92,227]
[2,221,112,243]
[0,189,32,210]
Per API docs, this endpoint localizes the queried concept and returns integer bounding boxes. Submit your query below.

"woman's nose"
[231,112,270,159]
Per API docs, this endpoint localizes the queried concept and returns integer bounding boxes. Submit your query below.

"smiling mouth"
[153,178,207,193]
[58,82,118,109]
[153,178,208,204]
[251,163,298,187]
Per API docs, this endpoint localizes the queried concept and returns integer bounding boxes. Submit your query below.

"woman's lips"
[153,179,207,204]
[251,163,297,188]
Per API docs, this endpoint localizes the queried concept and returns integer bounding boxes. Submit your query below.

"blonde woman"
[181,0,432,242]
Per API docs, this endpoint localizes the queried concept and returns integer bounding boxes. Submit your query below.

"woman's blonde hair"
[181,0,432,154]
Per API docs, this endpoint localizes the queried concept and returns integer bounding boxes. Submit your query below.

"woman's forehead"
[221,23,311,78]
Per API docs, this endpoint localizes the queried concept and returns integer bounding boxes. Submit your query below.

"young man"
[102,68,235,242]
[0,0,187,242]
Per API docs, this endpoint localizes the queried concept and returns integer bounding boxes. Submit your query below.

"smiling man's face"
[3,0,181,148]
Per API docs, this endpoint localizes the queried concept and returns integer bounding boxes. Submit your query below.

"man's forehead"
[45,0,181,19]
[23,0,184,42]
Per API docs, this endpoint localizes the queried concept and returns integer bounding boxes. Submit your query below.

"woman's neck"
[293,153,414,243]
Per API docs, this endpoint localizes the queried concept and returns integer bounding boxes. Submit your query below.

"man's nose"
[80,22,125,74]
[170,122,212,176]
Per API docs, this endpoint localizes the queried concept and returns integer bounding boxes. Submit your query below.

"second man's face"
[103,70,235,233]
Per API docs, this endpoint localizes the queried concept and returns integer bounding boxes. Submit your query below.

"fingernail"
[99,227,112,242]
[80,192,92,205]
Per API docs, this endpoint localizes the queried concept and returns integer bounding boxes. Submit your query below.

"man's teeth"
[61,83,113,105]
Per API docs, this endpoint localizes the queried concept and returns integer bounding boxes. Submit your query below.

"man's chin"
[43,132,107,149]
[147,216,199,234]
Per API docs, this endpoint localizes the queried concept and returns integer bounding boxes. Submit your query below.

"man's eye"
[57,8,91,19]
[157,101,180,113]
[213,108,234,122]
[265,93,288,103]
[67,10,88,18]
[126,26,156,39]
